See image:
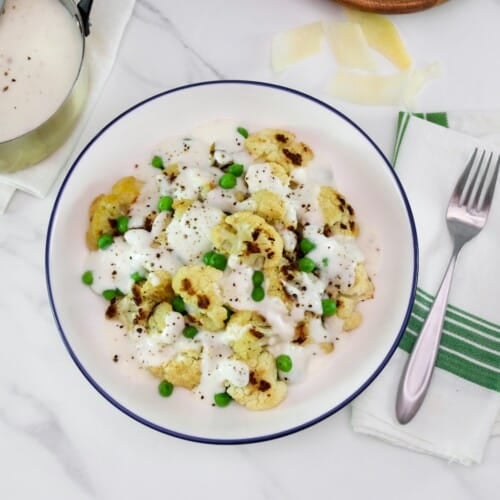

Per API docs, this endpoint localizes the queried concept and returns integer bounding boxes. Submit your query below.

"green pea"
[116,215,129,234]
[203,251,227,270]
[183,325,198,339]
[214,392,232,407]
[151,155,164,169]
[97,234,113,250]
[203,251,216,265]
[227,163,244,177]
[172,295,186,314]
[298,257,316,273]
[81,270,93,286]
[252,270,264,287]
[219,173,237,189]
[209,252,227,271]
[131,271,145,283]
[158,380,174,397]
[276,354,292,373]
[102,289,123,301]
[237,126,249,138]
[158,195,174,212]
[321,298,337,317]
[251,286,265,302]
[322,257,329,267]
[300,238,316,254]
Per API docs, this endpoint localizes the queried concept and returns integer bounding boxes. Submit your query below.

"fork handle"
[396,249,460,424]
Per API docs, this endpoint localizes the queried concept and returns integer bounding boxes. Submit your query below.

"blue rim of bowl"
[45,80,419,445]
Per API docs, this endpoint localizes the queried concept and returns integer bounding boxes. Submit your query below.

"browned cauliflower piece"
[172,265,228,331]
[225,312,286,410]
[149,350,202,390]
[320,342,334,353]
[325,262,373,332]
[227,311,272,360]
[250,190,296,228]
[292,312,314,346]
[341,263,374,301]
[318,186,358,237]
[211,212,283,269]
[245,129,314,173]
[264,259,294,308]
[227,350,287,410]
[244,161,289,185]
[150,212,173,248]
[86,176,143,249]
[172,198,194,217]
[336,295,362,332]
[268,162,290,185]
[111,270,174,328]
[147,301,173,334]
[163,163,180,182]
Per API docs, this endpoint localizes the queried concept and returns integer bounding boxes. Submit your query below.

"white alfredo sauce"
[303,226,364,291]
[166,201,224,264]
[0,0,83,142]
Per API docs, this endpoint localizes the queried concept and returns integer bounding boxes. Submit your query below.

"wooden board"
[334,0,448,14]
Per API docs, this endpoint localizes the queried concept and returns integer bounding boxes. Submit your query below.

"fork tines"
[456,148,500,213]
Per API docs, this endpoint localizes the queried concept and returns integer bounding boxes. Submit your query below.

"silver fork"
[396,148,500,424]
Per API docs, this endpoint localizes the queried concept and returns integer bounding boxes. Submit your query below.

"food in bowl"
[81,123,375,410]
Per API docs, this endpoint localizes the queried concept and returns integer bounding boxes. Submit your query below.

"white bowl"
[46,81,418,443]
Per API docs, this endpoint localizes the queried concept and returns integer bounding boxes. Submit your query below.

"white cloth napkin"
[351,112,500,465]
[0,0,136,213]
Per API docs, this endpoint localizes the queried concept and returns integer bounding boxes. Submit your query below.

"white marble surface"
[1,0,500,498]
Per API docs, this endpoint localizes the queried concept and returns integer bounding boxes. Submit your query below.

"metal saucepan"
[0,0,93,173]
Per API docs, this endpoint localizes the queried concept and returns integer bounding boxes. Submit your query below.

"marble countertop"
[1,0,499,498]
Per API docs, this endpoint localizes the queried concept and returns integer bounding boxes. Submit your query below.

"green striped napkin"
[351,111,500,465]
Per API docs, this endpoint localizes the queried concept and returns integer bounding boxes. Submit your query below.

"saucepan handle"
[78,0,94,37]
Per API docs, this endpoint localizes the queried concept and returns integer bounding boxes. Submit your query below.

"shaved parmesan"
[271,22,324,72]
[345,9,412,70]
[328,64,440,107]
[324,21,376,71]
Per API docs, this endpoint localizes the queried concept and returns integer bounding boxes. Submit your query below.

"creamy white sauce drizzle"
[303,226,364,291]
[166,201,223,264]
[282,272,325,318]
[0,0,83,142]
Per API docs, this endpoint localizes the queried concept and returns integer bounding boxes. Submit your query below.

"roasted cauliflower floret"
[149,350,202,390]
[318,186,358,237]
[341,263,374,300]
[150,211,173,248]
[163,351,202,389]
[245,129,314,173]
[264,259,294,307]
[86,176,143,249]
[113,270,174,328]
[324,262,373,332]
[163,163,180,182]
[292,314,313,346]
[225,314,286,410]
[250,190,292,227]
[172,198,194,217]
[227,350,287,410]
[336,295,362,332]
[227,311,272,360]
[147,302,173,335]
[211,212,283,269]
[172,265,228,331]
[267,162,290,185]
